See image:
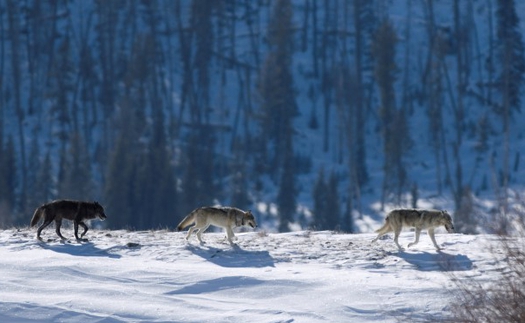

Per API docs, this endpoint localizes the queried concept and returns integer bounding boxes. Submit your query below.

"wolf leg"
[74,221,80,240]
[428,228,441,250]
[371,234,381,243]
[185,226,197,240]
[225,227,236,244]
[79,222,89,238]
[36,220,53,240]
[371,230,387,243]
[196,229,204,243]
[75,221,89,241]
[55,219,67,240]
[393,228,404,250]
[408,228,421,248]
[195,224,210,244]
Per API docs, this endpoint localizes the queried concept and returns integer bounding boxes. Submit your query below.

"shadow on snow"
[185,243,275,268]
[166,275,309,297]
[395,250,473,271]
[38,240,121,259]
[166,276,266,295]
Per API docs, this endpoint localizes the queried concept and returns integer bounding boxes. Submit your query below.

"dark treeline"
[0,0,523,232]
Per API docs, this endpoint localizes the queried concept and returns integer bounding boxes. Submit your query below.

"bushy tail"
[30,206,44,227]
[375,216,392,235]
[176,212,195,231]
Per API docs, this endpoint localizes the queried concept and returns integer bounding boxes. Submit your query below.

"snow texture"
[0,228,510,322]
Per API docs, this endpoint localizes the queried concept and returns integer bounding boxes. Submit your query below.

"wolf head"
[441,210,454,233]
[243,210,257,229]
[93,201,107,221]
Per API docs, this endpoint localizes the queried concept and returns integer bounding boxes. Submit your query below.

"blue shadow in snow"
[166,276,266,295]
[395,250,472,272]
[38,240,121,259]
[166,276,305,297]
[186,244,275,268]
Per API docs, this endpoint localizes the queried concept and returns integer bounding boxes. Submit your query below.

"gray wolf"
[30,200,107,241]
[177,206,257,244]
[371,209,454,250]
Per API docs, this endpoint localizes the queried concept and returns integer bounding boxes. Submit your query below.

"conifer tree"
[372,19,411,208]
[325,172,341,230]
[0,136,16,227]
[24,138,41,214]
[104,126,135,229]
[231,168,250,211]
[258,0,298,231]
[3,137,16,212]
[180,130,216,216]
[495,0,525,190]
[312,169,342,231]
[58,132,93,201]
[33,153,54,206]
[277,137,296,232]
[257,0,297,174]
[142,109,177,228]
[312,168,328,230]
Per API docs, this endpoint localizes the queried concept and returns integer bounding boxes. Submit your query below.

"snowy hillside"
[0,228,513,322]
[1,1,524,233]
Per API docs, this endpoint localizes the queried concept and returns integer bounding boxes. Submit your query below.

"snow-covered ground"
[0,227,511,322]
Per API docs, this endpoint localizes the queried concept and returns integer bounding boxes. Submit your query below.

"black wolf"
[30,200,107,241]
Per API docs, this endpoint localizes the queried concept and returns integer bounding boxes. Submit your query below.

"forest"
[0,0,523,232]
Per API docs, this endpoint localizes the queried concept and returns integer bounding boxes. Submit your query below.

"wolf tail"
[30,206,45,227]
[375,216,392,234]
[176,212,196,231]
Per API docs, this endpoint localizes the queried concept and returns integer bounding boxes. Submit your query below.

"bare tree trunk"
[6,0,27,209]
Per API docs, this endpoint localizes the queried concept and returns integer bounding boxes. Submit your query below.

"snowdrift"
[0,229,511,322]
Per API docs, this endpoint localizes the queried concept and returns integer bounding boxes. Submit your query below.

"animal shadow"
[395,250,472,272]
[186,243,275,268]
[38,240,121,259]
